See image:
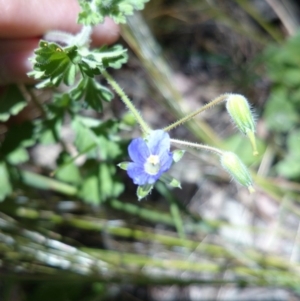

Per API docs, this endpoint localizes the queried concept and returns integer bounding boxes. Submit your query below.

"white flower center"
[144,154,161,175]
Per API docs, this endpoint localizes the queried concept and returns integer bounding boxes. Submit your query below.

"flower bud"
[118,162,129,170]
[226,94,258,156]
[220,151,254,193]
[137,184,153,200]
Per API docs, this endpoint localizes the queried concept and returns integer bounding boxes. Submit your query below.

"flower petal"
[128,137,150,164]
[147,173,162,184]
[147,130,170,155]
[127,162,151,186]
[159,151,173,172]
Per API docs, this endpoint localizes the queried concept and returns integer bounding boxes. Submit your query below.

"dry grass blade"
[265,0,300,35]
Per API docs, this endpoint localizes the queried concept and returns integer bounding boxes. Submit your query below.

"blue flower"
[127,130,173,186]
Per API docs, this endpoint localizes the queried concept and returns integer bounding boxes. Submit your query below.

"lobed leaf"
[72,116,122,160]
[78,159,124,204]
[55,152,82,185]
[29,41,127,90]
[70,77,114,112]
[29,41,80,87]
[78,0,150,25]
[80,45,128,74]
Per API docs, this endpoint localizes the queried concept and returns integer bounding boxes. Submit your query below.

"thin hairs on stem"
[163,93,229,132]
[170,138,224,156]
[102,69,151,134]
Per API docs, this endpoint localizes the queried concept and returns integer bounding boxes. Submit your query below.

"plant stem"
[19,84,47,118]
[50,142,97,177]
[74,25,93,47]
[155,182,186,240]
[19,170,78,196]
[171,139,224,156]
[102,69,151,134]
[163,94,229,132]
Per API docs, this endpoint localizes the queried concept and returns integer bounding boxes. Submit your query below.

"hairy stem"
[102,69,151,134]
[74,25,93,47]
[171,138,224,156]
[164,93,229,132]
[44,24,93,48]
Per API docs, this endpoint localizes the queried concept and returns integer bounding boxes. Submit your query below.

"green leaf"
[72,117,100,158]
[99,45,128,69]
[264,87,298,132]
[0,122,36,156]
[29,41,127,88]
[281,68,300,87]
[265,39,300,71]
[79,160,124,204]
[287,130,300,156]
[72,117,122,160]
[53,93,72,108]
[290,87,300,105]
[78,0,104,25]
[0,161,12,201]
[36,104,65,144]
[80,45,128,73]
[0,85,27,122]
[137,184,153,200]
[55,152,82,185]
[70,77,114,112]
[38,118,62,144]
[91,120,122,160]
[7,147,29,165]
[29,41,80,87]
[275,155,300,179]
[224,134,266,165]
[78,0,149,25]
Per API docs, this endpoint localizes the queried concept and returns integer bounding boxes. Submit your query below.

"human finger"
[0,0,119,44]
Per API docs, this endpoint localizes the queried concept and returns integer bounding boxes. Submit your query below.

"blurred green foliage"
[2,0,300,300]
[264,32,300,179]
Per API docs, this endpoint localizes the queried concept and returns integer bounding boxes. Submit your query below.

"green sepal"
[172,149,185,163]
[137,184,153,201]
[169,178,182,189]
[118,162,130,170]
[160,174,182,189]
